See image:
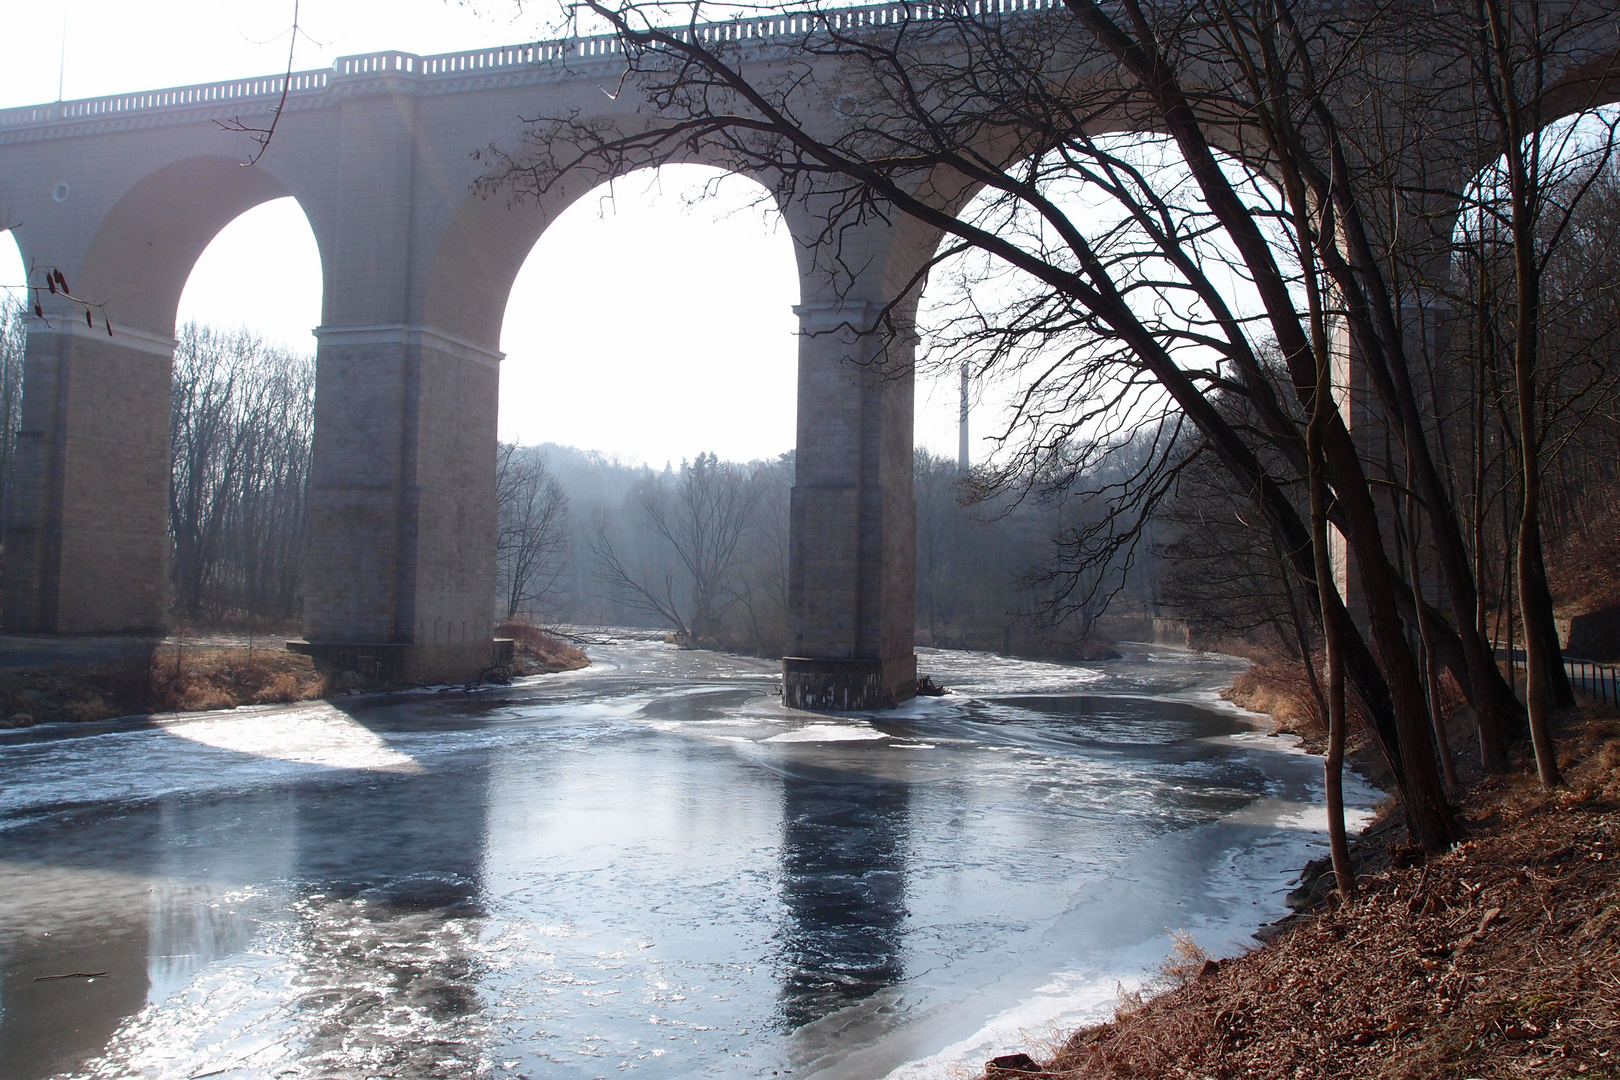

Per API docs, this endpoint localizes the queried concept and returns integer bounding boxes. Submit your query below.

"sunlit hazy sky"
[0,0,986,466]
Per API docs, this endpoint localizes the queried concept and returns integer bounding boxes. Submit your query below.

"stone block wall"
[302,329,498,683]
[788,298,917,708]
[3,325,171,633]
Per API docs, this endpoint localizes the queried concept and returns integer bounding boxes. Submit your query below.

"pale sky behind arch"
[0,0,985,467]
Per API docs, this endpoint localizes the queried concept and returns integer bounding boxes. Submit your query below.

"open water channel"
[0,638,1377,1080]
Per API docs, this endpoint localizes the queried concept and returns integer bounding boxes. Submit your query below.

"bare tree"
[590,452,762,646]
[589,506,695,639]
[496,442,571,621]
[169,323,312,624]
[483,0,1613,848]
[1449,0,1620,784]
[0,296,25,536]
[731,452,793,655]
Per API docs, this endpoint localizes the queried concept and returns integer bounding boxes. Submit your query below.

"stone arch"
[0,175,38,292]
[4,155,327,635]
[1536,48,1620,132]
[76,155,326,339]
[421,152,803,351]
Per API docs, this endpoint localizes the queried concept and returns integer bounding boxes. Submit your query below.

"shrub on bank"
[496,620,590,675]
[0,630,589,727]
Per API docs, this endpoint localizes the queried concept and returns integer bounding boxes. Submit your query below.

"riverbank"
[980,664,1620,1079]
[0,623,586,728]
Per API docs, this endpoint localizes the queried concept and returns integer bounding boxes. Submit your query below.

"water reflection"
[0,720,494,1080]
[0,793,285,1078]
[0,642,1365,1080]
[775,769,911,1028]
[282,744,493,1077]
[0,868,154,1080]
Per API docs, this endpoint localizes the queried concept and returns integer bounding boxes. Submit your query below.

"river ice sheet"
[0,640,1377,1080]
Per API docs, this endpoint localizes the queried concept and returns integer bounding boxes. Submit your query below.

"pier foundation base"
[782,655,916,710]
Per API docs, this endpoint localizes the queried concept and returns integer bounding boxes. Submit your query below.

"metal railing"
[1500,648,1620,706]
[1565,657,1620,706]
[0,0,1066,130]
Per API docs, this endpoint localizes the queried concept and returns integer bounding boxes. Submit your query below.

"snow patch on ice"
[163,703,422,774]
[761,723,888,743]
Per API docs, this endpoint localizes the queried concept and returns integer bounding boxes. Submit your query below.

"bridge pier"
[1329,290,1455,631]
[2,323,173,634]
[784,299,917,710]
[296,327,501,684]
[287,73,507,685]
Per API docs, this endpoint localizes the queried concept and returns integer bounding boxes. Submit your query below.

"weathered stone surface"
[3,326,173,633]
[1565,605,1620,662]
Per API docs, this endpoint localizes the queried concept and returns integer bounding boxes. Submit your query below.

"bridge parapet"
[0,0,1065,134]
[335,52,421,76]
[0,71,331,132]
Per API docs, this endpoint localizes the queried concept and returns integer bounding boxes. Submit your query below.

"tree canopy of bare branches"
[590,452,763,645]
[169,323,313,624]
[496,442,572,621]
[488,0,1620,854]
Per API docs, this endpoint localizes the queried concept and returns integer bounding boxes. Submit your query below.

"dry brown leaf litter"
[983,715,1620,1080]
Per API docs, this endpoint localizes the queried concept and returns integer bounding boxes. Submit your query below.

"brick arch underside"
[1539,48,1620,128]
[420,154,805,351]
[79,156,321,338]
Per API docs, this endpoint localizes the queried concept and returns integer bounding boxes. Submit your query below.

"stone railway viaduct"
[1,1,1615,708]
[0,0,1012,708]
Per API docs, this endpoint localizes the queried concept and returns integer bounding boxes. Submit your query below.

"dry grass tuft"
[496,620,590,675]
[0,647,334,727]
[0,628,592,728]
[147,645,329,712]
[1225,658,1325,738]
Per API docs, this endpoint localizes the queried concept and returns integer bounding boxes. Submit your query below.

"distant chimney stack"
[958,361,970,473]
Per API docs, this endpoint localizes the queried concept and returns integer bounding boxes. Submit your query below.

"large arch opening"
[169,196,323,626]
[176,196,322,352]
[0,226,23,308]
[908,136,1282,654]
[2,156,324,636]
[492,164,800,645]
[498,165,799,464]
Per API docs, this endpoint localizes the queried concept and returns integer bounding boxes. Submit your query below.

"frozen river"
[0,638,1375,1080]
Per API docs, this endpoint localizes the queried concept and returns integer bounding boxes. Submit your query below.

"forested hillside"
[496,441,1162,657]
